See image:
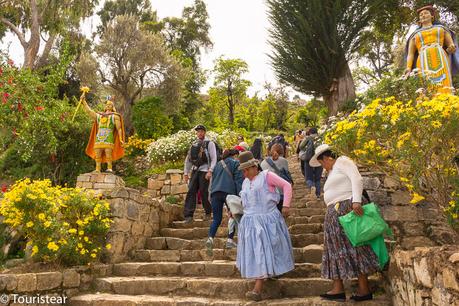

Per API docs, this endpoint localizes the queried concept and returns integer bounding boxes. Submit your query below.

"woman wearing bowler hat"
[236,151,294,301]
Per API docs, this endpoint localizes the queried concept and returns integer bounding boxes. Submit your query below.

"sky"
[1,0,295,97]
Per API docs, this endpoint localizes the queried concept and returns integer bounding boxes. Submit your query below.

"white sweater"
[323,156,363,206]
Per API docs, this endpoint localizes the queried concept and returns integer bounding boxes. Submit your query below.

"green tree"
[0,0,98,69]
[211,57,251,126]
[76,15,186,135]
[268,0,384,116]
[132,96,173,139]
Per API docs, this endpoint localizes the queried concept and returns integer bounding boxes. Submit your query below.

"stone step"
[70,293,391,306]
[171,214,324,229]
[146,233,323,250]
[160,224,323,239]
[134,245,323,263]
[112,261,321,278]
[288,224,323,235]
[93,276,333,299]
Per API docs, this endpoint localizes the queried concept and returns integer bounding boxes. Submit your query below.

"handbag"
[226,194,244,215]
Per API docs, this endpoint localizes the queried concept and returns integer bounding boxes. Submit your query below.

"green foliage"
[132,96,173,139]
[148,161,184,175]
[0,179,112,265]
[165,195,179,205]
[0,53,93,185]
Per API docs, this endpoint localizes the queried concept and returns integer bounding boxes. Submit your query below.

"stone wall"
[76,173,182,263]
[359,168,458,250]
[0,264,111,300]
[388,246,459,306]
[147,169,188,202]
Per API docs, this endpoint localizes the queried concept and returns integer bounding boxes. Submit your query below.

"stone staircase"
[71,158,392,305]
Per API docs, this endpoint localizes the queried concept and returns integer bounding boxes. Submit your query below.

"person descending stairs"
[70,155,392,305]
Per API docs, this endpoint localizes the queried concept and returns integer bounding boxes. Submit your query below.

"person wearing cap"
[183,125,217,223]
[310,144,379,302]
[299,127,323,198]
[236,151,294,301]
[205,148,244,254]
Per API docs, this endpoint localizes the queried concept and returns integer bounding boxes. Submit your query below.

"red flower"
[1,184,7,193]
[35,106,44,111]
[2,92,9,104]
[17,102,23,111]
[7,77,13,84]
[0,67,3,75]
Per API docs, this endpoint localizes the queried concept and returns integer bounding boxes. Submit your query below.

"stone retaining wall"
[147,169,188,202]
[388,246,459,305]
[0,264,111,300]
[359,168,458,250]
[76,173,182,263]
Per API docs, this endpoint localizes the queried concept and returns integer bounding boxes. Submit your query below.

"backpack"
[189,140,222,167]
[265,157,294,185]
[268,136,286,151]
[299,136,317,162]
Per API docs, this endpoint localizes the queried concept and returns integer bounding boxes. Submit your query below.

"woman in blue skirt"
[236,151,294,301]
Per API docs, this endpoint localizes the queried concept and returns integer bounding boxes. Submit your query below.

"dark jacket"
[210,157,244,196]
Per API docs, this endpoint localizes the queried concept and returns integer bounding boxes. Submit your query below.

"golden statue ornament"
[78,87,125,173]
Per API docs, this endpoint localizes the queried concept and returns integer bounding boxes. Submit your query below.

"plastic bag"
[226,195,244,215]
[338,203,393,268]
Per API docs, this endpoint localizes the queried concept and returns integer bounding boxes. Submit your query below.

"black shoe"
[350,293,373,301]
[320,292,346,302]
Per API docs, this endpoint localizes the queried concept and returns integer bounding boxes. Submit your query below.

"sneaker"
[184,217,193,224]
[225,240,237,249]
[203,214,211,221]
[245,291,262,301]
[310,186,316,196]
[205,237,214,256]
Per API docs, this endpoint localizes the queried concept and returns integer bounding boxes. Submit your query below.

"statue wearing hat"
[404,4,459,94]
[78,88,125,173]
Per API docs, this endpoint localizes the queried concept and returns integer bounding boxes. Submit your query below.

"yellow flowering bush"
[325,94,459,217]
[0,179,112,265]
[124,134,154,157]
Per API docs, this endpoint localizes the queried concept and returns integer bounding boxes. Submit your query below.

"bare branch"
[0,17,28,48]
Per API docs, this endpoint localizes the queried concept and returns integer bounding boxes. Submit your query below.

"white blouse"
[323,156,363,206]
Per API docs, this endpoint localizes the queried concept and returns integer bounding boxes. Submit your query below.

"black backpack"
[268,136,286,151]
[304,138,316,161]
[265,157,294,185]
[189,140,222,167]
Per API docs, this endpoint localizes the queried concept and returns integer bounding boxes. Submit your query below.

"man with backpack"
[183,125,218,223]
[298,127,323,198]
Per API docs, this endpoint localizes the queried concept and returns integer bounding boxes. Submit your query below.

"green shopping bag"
[338,203,393,268]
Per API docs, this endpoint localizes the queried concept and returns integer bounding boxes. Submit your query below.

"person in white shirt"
[309,144,379,302]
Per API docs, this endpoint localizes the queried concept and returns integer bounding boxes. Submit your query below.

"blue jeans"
[304,162,323,197]
[209,191,231,238]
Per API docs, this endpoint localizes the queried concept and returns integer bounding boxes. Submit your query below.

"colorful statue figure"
[404,4,459,94]
[81,94,125,173]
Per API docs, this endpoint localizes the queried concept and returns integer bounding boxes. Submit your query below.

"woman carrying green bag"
[310,144,380,302]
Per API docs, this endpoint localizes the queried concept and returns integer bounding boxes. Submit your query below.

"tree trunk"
[23,0,41,69]
[324,62,356,116]
[119,95,134,136]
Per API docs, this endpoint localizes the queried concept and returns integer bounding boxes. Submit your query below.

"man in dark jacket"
[206,149,244,255]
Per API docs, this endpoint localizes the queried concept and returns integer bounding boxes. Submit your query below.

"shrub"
[124,134,154,157]
[0,179,112,265]
[165,196,179,205]
[325,94,459,218]
[132,96,173,139]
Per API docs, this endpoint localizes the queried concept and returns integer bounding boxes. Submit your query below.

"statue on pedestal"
[78,88,125,173]
[404,4,459,94]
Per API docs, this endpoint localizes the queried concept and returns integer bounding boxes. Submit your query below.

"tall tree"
[0,0,97,69]
[211,57,251,126]
[264,83,289,130]
[268,0,383,116]
[76,15,185,135]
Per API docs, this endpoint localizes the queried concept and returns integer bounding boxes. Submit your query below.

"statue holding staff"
[404,4,459,94]
[78,87,125,173]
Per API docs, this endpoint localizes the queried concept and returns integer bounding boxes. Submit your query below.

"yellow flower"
[68,228,77,234]
[80,249,87,255]
[76,220,84,226]
[44,221,51,228]
[106,243,112,250]
[26,221,34,228]
[410,193,425,204]
[90,253,97,258]
[431,121,442,128]
[77,243,83,248]
[84,236,89,242]
[79,230,84,236]
[31,245,39,256]
[47,241,59,252]
[38,213,46,221]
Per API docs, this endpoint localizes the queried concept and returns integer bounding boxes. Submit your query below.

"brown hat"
[238,151,259,170]
[417,4,435,15]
